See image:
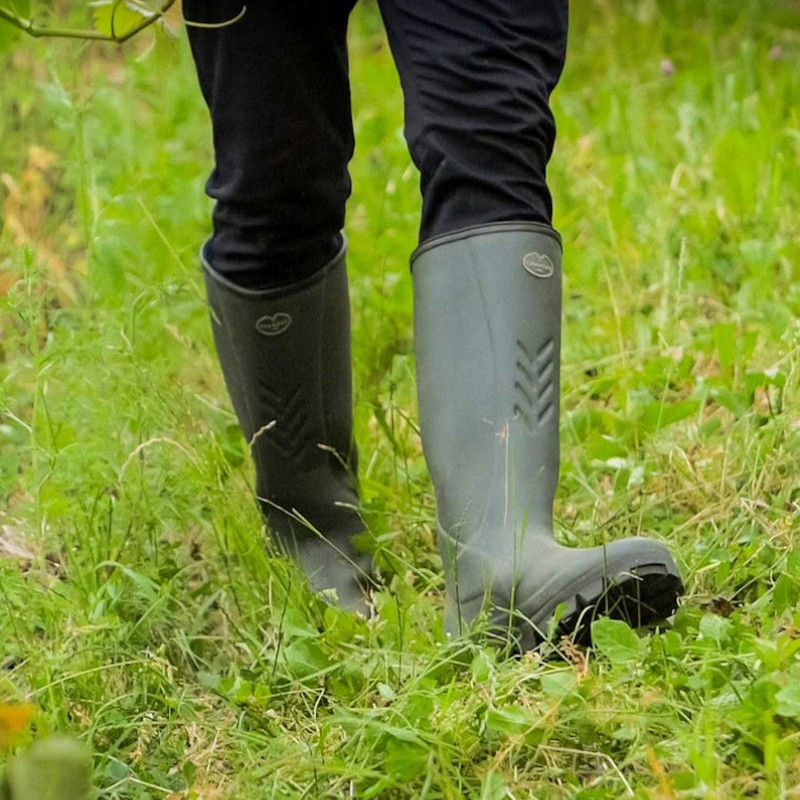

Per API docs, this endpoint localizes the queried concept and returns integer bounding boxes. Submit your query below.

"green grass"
[2,0,800,796]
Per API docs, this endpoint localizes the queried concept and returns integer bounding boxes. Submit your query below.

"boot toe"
[298,537,374,616]
[513,537,684,651]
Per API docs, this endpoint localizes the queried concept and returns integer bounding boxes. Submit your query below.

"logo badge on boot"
[256,313,292,337]
[522,252,555,279]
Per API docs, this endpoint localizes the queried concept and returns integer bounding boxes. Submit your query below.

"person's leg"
[376,0,567,240]
[184,0,357,289]
[184,0,371,610]
[378,0,683,647]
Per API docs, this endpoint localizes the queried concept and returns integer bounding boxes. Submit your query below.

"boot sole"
[515,563,685,652]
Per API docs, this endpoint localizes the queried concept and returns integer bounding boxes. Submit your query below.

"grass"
[2,0,800,796]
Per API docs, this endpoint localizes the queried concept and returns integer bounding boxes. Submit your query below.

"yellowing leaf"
[92,1,148,39]
[0,704,35,748]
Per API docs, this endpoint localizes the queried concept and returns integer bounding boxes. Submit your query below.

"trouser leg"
[376,0,568,241]
[184,0,358,288]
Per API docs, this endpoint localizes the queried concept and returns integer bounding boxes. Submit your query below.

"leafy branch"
[0,0,172,41]
[0,0,246,43]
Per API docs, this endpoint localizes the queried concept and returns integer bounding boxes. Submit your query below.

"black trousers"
[184,0,568,288]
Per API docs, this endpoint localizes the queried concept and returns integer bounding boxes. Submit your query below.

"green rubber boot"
[202,240,371,612]
[412,222,683,649]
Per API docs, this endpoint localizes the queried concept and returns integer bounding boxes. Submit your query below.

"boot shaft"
[413,222,563,554]
[202,242,362,548]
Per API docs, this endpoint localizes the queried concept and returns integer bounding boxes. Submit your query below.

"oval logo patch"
[522,252,555,279]
[256,313,292,336]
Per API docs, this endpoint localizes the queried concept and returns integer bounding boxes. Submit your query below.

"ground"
[1,0,800,797]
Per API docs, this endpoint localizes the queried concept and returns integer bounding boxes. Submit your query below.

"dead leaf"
[0,524,36,564]
[1,145,83,305]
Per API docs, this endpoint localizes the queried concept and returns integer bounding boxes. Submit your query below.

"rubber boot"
[412,222,683,649]
[202,240,371,612]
